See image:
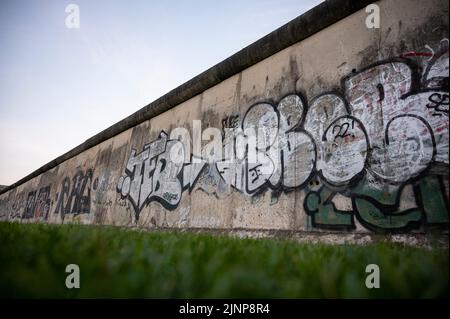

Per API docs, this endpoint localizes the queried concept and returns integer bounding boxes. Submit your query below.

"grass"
[0,222,448,298]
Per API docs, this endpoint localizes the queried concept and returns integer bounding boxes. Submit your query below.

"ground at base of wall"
[127,227,449,249]
[0,222,448,298]
[16,220,450,249]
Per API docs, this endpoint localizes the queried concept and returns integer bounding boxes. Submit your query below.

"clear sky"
[0,0,323,186]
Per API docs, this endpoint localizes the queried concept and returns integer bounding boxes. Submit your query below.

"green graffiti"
[353,198,422,230]
[418,176,448,224]
[347,175,422,230]
[304,174,449,232]
[304,187,354,230]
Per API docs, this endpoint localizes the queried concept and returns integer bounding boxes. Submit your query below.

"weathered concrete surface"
[0,0,448,238]
[140,228,449,249]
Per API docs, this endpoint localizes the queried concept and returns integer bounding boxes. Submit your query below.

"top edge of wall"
[0,0,375,195]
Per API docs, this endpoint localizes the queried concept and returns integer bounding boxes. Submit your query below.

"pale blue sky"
[0,0,323,185]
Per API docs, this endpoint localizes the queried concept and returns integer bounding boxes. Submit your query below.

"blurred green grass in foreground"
[0,222,448,298]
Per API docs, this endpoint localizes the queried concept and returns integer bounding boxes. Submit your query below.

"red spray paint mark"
[400,52,433,58]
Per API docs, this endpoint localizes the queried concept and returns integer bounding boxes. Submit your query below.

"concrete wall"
[0,0,448,234]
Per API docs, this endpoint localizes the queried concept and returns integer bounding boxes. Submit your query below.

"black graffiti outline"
[22,185,52,220]
[330,52,448,231]
[218,92,317,196]
[426,92,449,117]
[304,186,356,231]
[304,52,448,231]
[332,120,355,140]
[421,39,449,92]
[55,168,94,219]
[117,130,208,219]
[318,115,371,189]
[307,91,352,119]
[380,113,438,184]
[216,65,448,232]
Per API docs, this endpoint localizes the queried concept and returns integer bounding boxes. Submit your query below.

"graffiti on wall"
[55,169,94,219]
[302,39,449,231]
[217,94,317,194]
[115,39,449,231]
[116,131,207,220]
[21,185,52,220]
[1,38,447,233]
